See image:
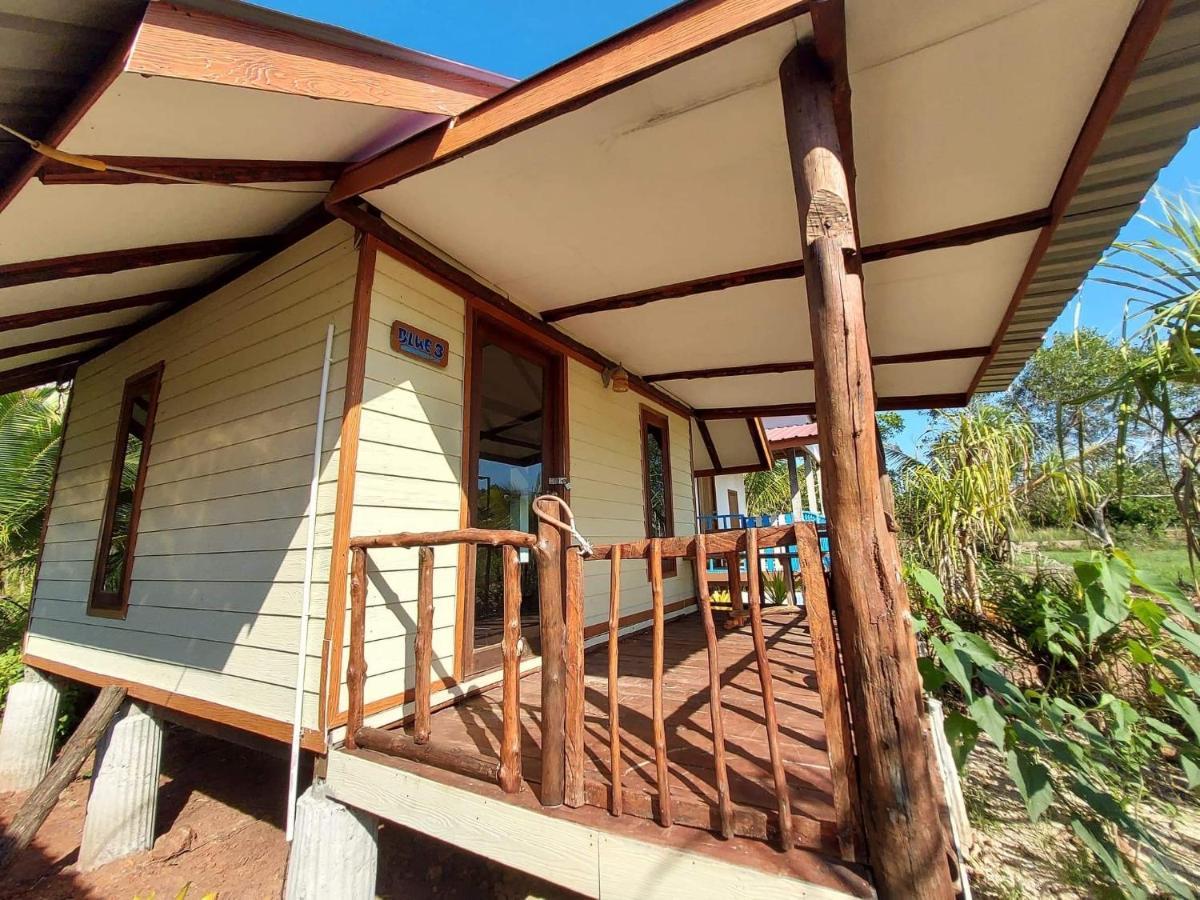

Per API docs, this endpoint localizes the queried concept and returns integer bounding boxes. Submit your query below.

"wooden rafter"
[0,21,138,217]
[642,346,991,382]
[0,353,89,394]
[696,418,721,471]
[328,0,811,203]
[129,2,507,115]
[0,236,275,290]
[0,289,188,332]
[968,0,1173,395]
[541,209,1050,322]
[38,156,345,186]
[749,418,770,469]
[696,393,969,419]
[0,324,135,361]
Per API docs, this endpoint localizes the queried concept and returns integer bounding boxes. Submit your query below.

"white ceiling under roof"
[360,0,1140,419]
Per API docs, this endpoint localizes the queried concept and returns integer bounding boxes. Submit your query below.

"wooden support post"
[797,524,862,859]
[499,545,522,794]
[781,38,954,898]
[694,533,734,839]
[786,448,804,519]
[649,538,672,827]
[608,545,623,817]
[345,547,368,749]
[414,546,434,745]
[0,686,127,871]
[564,546,586,808]
[724,550,745,629]
[534,496,566,807]
[745,528,793,850]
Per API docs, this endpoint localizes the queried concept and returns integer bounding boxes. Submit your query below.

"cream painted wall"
[27,222,358,732]
[340,254,697,727]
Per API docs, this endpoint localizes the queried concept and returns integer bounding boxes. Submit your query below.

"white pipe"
[286,323,336,842]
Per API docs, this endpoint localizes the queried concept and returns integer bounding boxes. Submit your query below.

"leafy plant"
[761,571,792,605]
[913,555,1200,897]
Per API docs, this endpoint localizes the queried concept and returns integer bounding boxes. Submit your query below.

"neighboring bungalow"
[0,1,1196,898]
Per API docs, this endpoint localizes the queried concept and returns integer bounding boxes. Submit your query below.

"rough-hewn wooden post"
[534,496,566,807]
[779,40,953,899]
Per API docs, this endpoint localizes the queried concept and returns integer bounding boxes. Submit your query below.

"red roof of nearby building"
[766,423,819,444]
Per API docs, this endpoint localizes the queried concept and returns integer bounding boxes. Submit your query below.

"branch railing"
[341,507,862,858]
[343,527,538,796]
[586,522,861,855]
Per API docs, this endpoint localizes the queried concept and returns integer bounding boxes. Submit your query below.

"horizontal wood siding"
[27,222,359,731]
[567,359,696,625]
[339,251,467,713]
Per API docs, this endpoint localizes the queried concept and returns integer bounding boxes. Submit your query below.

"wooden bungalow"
[0,0,1197,897]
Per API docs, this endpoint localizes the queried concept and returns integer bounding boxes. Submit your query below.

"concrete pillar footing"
[285,781,378,900]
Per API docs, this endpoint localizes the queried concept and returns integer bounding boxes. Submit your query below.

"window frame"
[639,405,677,578]
[88,362,164,619]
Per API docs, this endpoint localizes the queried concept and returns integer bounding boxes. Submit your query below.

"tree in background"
[0,386,67,704]
[1098,190,1200,570]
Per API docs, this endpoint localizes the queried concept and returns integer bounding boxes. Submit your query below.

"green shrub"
[912,552,1200,897]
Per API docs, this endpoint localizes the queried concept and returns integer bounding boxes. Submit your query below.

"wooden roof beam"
[38,157,345,186]
[128,2,507,115]
[696,393,969,419]
[696,418,721,471]
[0,324,137,362]
[541,208,1050,322]
[328,0,812,203]
[0,236,275,290]
[0,353,89,393]
[643,346,991,382]
[0,289,188,332]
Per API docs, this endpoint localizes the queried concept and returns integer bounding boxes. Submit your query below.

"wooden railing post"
[413,546,434,744]
[534,496,566,807]
[694,532,734,838]
[725,550,745,628]
[345,546,368,748]
[797,523,862,859]
[499,545,523,794]
[649,538,673,827]
[607,544,623,817]
[564,546,586,808]
[746,527,793,850]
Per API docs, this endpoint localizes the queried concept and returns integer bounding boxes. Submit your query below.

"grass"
[1016,527,1194,589]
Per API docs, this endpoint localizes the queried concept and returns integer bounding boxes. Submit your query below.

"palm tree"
[1097,190,1200,571]
[0,386,67,612]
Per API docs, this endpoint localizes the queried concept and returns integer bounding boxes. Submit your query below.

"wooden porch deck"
[358,606,873,896]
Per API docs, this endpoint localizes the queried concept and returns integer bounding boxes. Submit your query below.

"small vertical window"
[640,407,676,577]
[89,363,163,617]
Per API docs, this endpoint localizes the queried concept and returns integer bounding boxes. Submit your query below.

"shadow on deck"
[343,607,874,898]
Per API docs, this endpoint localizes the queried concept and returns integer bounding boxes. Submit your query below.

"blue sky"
[261,0,1198,455]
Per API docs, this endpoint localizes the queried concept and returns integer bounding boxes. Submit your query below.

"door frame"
[457,308,569,678]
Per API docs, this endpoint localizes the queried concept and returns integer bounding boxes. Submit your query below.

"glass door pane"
[470,339,549,669]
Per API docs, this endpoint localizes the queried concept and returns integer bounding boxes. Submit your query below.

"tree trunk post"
[779,40,954,899]
[786,448,804,520]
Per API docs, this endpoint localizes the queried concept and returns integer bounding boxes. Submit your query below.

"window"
[89,363,163,617]
[639,407,676,577]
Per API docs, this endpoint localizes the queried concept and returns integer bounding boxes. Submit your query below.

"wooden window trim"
[87,362,164,619]
[639,405,677,578]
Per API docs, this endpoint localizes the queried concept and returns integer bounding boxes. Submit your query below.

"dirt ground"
[962,742,1200,900]
[0,724,575,900]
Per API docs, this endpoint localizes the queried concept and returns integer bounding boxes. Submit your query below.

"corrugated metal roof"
[976,0,1200,392]
[0,0,146,190]
[765,423,819,443]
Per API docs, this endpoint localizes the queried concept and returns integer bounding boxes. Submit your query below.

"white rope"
[0,121,327,195]
[532,494,594,558]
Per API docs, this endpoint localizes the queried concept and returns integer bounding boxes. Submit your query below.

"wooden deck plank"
[390,608,845,847]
